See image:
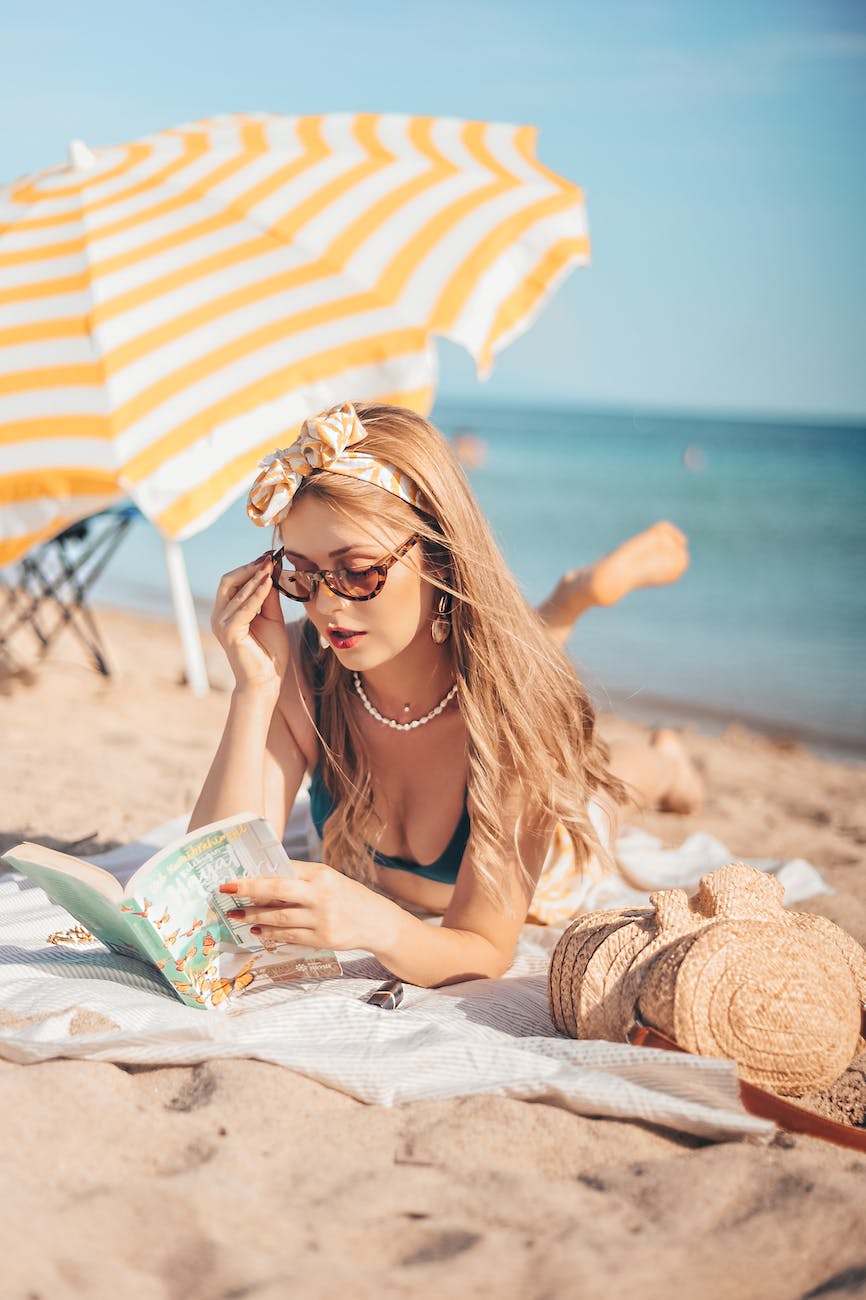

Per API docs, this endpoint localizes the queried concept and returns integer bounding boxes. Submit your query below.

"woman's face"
[277,492,437,671]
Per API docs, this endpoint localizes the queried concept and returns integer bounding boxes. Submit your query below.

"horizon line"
[431,392,866,430]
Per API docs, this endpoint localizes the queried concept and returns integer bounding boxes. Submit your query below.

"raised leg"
[538,522,690,648]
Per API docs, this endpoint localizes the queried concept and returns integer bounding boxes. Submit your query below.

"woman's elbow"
[431,939,514,986]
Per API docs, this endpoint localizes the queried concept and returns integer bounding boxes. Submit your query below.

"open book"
[3,813,342,1009]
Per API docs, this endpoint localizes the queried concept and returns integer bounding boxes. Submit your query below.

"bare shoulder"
[274,618,319,768]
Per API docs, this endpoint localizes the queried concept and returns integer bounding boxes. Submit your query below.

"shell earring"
[431,593,452,644]
[319,634,329,650]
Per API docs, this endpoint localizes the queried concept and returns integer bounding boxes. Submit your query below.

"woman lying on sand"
[191,401,701,985]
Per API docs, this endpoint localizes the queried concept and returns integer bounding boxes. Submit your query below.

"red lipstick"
[327,627,366,650]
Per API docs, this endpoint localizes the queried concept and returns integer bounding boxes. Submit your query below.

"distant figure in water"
[683,445,706,472]
[451,428,488,469]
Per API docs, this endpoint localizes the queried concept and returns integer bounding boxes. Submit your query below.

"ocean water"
[89,401,866,755]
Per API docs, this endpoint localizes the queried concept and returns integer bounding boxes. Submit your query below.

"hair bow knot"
[246,402,421,527]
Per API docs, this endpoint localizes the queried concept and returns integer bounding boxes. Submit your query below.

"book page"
[127,817,343,1007]
[126,815,291,947]
[125,813,283,895]
[2,843,123,901]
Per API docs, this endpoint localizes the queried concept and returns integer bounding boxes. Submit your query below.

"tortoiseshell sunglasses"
[270,533,421,603]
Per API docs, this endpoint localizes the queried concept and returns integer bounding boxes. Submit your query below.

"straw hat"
[548,893,702,1042]
[548,862,866,1096]
[638,920,861,1094]
[547,908,647,1038]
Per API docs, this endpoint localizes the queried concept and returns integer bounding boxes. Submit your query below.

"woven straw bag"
[548,862,866,1096]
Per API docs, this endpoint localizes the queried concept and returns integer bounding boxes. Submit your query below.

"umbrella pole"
[162,537,209,697]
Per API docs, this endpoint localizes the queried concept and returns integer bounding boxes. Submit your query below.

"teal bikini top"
[308,768,469,885]
[304,622,468,885]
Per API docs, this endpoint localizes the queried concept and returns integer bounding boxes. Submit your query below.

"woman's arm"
[189,677,310,834]
[189,685,283,830]
[189,556,314,833]
[224,804,552,986]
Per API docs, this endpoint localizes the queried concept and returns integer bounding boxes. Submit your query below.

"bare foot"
[651,729,705,814]
[538,522,690,647]
[579,521,689,608]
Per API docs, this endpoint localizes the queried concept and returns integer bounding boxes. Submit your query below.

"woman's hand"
[220,863,400,954]
[211,552,289,693]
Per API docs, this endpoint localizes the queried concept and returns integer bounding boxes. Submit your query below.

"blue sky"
[2,0,864,419]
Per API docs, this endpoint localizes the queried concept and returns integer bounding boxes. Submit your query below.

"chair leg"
[0,511,135,678]
[0,568,53,653]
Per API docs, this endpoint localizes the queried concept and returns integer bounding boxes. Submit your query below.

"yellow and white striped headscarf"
[246,402,423,527]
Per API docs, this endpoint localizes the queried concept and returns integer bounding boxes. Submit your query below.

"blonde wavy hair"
[287,402,624,908]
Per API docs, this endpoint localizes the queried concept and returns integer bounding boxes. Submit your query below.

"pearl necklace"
[352,672,458,731]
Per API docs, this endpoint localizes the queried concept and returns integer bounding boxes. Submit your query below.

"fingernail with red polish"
[250,926,262,935]
[219,883,239,894]
[226,908,244,920]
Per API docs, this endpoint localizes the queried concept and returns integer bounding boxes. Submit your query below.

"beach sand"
[2,607,865,1299]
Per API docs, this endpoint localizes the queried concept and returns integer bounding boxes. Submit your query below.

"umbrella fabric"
[0,113,589,564]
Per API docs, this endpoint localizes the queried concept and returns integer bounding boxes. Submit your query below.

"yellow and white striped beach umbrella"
[0,112,589,564]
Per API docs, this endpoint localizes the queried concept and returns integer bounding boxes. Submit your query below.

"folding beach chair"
[0,505,140,677]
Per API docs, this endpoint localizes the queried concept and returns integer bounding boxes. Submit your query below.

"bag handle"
[628,1013,866,1153]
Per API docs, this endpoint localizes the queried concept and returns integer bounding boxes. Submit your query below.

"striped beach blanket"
[0,798,828,1142]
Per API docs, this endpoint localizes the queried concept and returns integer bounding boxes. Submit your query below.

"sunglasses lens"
[289,576,316,599]
[331,567,382,599]
[272,544,411,602]
[274,558,314,601]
